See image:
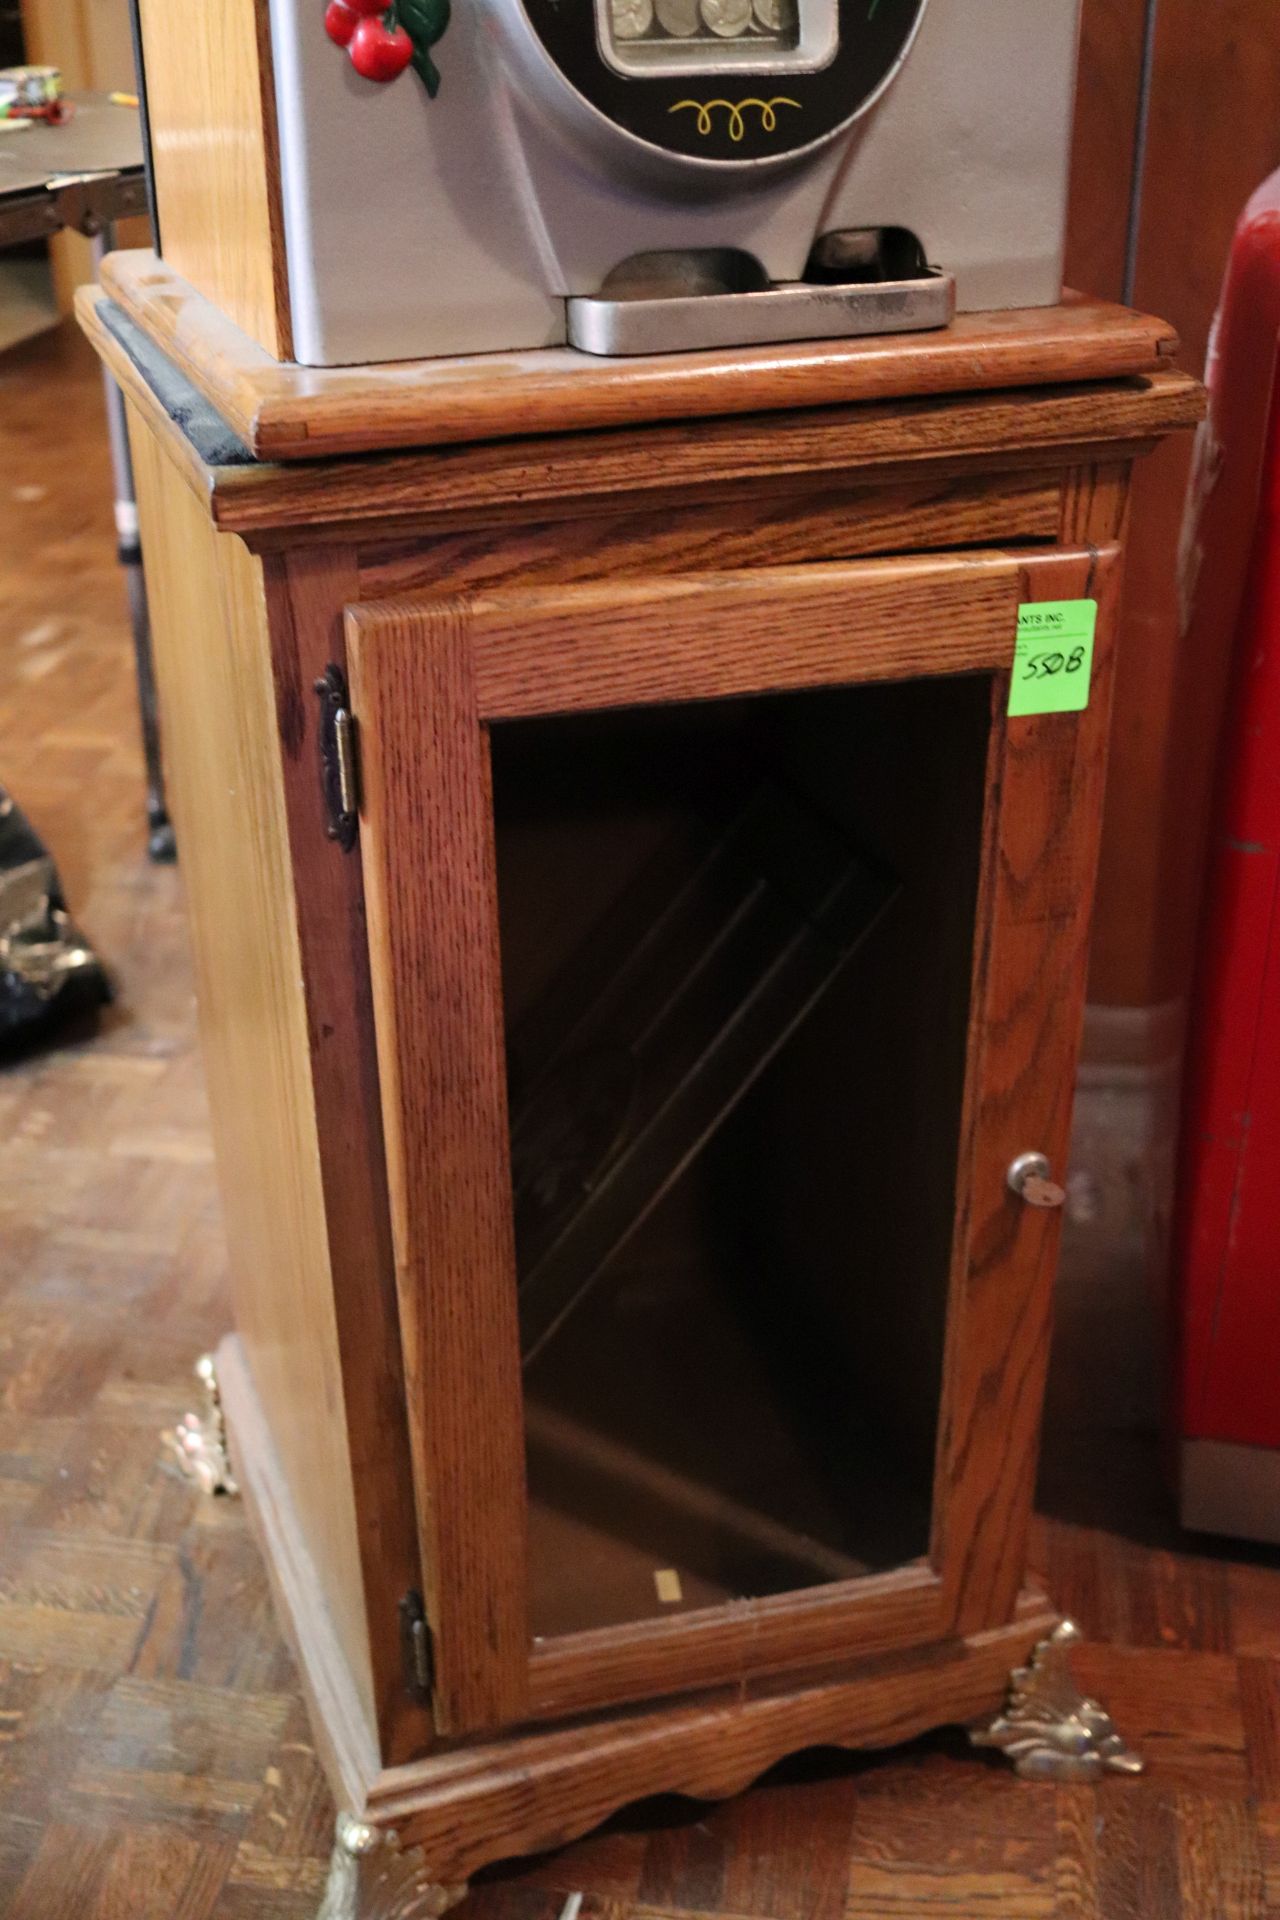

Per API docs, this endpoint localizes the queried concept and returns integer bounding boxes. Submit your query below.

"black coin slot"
[804,227,929,285]
[595,248,770,301]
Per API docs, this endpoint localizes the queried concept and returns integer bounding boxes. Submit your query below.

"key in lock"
[1006,1151,1066,1210]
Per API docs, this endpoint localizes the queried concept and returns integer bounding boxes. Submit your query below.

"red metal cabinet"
[1175,171,1280,1539]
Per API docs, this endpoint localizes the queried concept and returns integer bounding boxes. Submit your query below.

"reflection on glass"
[490,676,990,1640]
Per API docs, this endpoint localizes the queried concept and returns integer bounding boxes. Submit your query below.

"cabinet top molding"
[88,249,1185,465]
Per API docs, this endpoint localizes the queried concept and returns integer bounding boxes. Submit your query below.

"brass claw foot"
[162,1352,238,1496]
[971,1618,1143,1782]
[317,1813,468,1920]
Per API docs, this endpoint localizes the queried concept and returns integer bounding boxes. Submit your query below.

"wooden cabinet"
[351,541,1117,1742]
[80,252,1202,1910]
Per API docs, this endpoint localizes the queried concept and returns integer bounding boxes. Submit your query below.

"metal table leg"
[92,226,175,863]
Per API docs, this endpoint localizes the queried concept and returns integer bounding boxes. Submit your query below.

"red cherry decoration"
[346,0,392,14]
[324,0,358,43]
[348,14,414,79]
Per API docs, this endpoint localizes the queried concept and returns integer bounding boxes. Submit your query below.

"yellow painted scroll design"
[668,96,801,142]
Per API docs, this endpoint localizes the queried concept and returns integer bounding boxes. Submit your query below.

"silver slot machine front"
[268,0,1082,365]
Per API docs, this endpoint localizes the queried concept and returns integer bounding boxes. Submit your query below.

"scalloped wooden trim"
[367,1607,1056,1882]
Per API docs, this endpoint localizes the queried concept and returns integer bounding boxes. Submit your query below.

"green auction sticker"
[1009,600,1097,717]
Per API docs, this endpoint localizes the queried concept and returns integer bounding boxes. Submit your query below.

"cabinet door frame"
[348,543,1120,1735]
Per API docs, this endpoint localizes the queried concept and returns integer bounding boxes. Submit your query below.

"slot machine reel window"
[600,0,832,75]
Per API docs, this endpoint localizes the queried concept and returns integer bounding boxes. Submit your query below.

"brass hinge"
[313,663,359,851]
[399,1589,434,1704]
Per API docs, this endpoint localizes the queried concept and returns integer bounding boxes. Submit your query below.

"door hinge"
[313,663,359,851]
[399,1589,434,1704]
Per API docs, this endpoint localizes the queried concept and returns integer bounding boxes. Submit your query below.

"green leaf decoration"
[393,0,451,97]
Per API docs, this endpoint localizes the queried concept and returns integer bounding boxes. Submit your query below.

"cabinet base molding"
[216,1333,1062,1887]
[367,1612,1056,1880]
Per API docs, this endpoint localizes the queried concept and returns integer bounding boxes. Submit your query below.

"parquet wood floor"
[2,322,1279,1919]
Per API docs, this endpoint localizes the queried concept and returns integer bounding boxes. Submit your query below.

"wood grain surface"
[95,251,1182,461]
[75,284,1204,555]
[132,1,291,359]
[190,376,1206,547]
[347,603,530,1739]
[367,1609,1062,1884]
[525,1566,945,1724]
[447,549,1077,721]
[344,544,1113,1739]
[355,469,1066,599]
[123,400,378,1738]
[935,545,1124,1633]
[0,317,1270,1920]
[258,547,432,1765]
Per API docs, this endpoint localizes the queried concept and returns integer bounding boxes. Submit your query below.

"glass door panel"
[489,673,992,1640]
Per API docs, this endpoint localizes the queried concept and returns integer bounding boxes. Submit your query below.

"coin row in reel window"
[610,0,799,44]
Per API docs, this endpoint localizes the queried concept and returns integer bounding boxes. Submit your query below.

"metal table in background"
[0,93,173,860]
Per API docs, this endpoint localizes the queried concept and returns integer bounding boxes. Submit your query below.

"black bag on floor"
[0,788,111,1055]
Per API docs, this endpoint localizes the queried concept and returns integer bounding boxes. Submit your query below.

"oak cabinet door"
[347,545,1120,1735]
